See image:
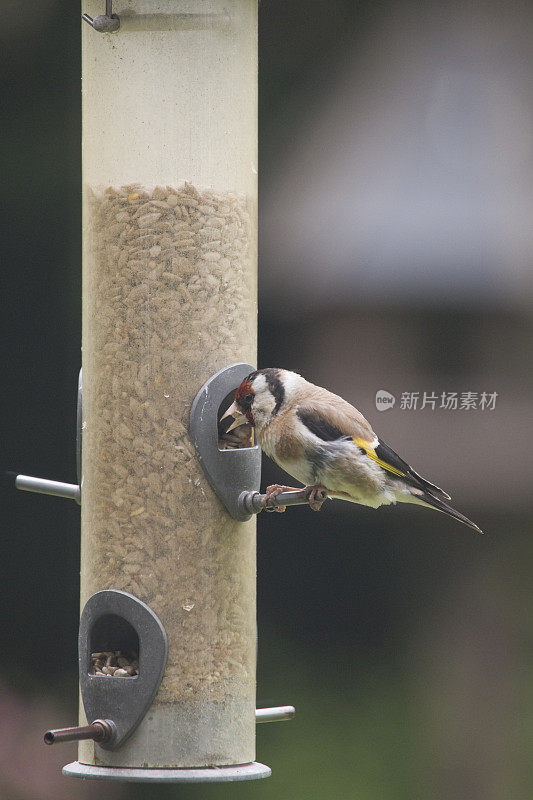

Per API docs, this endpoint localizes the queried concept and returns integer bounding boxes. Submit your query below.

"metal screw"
[83,1,120,32]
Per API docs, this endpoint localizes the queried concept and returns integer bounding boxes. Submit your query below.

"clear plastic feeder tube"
[80,0,257,769]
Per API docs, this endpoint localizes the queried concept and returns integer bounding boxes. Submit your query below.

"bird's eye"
[240,393,254,408]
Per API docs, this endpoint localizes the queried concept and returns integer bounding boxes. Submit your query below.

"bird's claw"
[262,484,296,513]
[305,485,328,512]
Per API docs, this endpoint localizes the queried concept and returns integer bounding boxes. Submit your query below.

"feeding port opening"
[89,613,139,678]
[218,390,254,451]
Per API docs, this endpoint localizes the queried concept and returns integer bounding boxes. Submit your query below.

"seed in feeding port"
[114,668,130,677]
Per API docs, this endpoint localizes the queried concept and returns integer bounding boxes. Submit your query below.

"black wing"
[372,439,451,500]
[296,408,346,442]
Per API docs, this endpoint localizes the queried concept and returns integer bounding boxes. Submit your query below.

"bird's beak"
[220,401,249,432]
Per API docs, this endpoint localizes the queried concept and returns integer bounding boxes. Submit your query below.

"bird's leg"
[262,484,300,513]
[304,484,328,512]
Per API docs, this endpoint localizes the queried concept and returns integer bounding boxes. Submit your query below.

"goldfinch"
[221,368,482,532]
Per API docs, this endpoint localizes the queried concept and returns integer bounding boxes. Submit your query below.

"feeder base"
[62,761,271,783]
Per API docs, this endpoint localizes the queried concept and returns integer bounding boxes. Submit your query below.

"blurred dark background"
[2,1,532,798]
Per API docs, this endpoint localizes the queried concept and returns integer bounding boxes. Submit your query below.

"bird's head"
[220,368,297,434]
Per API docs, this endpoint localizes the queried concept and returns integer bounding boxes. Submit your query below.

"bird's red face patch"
[235,380,255,424]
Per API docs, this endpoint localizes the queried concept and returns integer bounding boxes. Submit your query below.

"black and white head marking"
[246,368,285,416]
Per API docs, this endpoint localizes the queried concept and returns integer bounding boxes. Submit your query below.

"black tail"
[420,492,482,533]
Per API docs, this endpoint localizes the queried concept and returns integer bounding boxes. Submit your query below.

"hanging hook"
[83,0,120,32]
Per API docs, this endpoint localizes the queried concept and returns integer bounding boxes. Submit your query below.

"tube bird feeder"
[9,0,301,782]
[55,0,276,783]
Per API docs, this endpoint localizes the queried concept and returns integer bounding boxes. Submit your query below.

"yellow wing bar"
[352,438,405,478]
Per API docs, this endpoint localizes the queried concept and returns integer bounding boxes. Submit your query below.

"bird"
[220,368,482,533]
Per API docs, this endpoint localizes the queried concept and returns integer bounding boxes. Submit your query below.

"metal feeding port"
[190,362,261,521]
[191,363,319,520]
[45,590,167,752]
[78,590,167,751]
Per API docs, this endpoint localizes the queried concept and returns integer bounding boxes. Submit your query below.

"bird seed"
[81,182,257,710]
